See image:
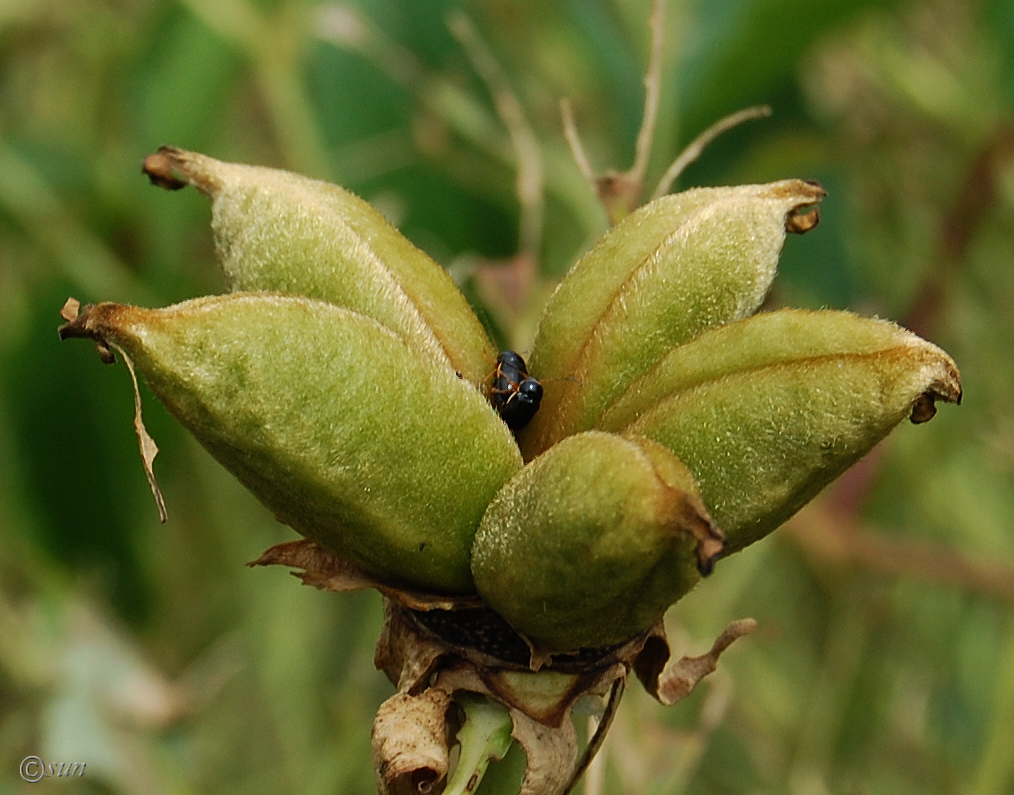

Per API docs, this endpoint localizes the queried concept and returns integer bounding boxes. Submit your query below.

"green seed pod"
[597,309,962,553]
[142,147,496,386]
[470,431,724,653]
[519,180,826,458]
[60,293,522,594]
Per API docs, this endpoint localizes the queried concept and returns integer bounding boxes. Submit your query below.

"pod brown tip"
[909,355,962,423]
[785,181,825,234]
[909,393,938,424]
[142,146,222,195]
[143,147,188,190]
[692,518,726,576]
[672,492,726,576]
[786,204,821,234]
[57,298,93,341]
[58,299,117,363]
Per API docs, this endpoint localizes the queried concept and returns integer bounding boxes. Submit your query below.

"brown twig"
[448,11,544,264]
[786,503,1014,604]
[904,123,1014,338]
[627,0,666,196]
[559,0,668,223]
[560,98,597,192]
[651,105,772,199]
[795,123,1014,590]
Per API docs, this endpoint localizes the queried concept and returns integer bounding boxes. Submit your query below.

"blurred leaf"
[678,0,907,135]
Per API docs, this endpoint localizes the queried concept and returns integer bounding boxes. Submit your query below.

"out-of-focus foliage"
[1,0,1012,793]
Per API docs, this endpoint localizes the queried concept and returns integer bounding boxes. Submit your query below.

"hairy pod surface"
[598,309,962,553]
[143,147,496,386]
[519,181,826,459]
[471,431,724,652]
[64,293,522,594]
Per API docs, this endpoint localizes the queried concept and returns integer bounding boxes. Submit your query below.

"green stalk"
[444,694,514,795]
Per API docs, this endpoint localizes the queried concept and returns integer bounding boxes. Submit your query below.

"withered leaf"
[250,540,485,612]
[639,618,757,707]
[117,343,167,523]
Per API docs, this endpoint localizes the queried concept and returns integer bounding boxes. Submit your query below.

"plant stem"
[444,693,515,795]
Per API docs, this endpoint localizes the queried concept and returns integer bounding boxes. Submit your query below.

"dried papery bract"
[367,594,754,795]
[632,619,758,706]
[372,689,453,795]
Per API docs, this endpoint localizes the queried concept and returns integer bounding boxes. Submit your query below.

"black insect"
[490,350,543,432]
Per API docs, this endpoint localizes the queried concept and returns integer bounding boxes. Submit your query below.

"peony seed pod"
[142,147,496,386]
[598,309,962,553]
[519,180,826,458]
[470,431,725,653]
[60,293,522,594]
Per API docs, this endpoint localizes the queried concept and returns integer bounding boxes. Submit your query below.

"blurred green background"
[2,0,1013,793]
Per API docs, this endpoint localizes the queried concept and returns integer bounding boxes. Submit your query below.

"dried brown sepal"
[58,300,166,522]
[373,600,690,795]
[474,664,627,728]
[376,601,453,694]
[250,540,484,612]
[637,618,757,706]
[630,623,672,695]
[372,689,453,795]
[142,149,189,191]
[376,600,628,702]
[381,655,585,795]
[119,345,167,523]
[372,599,754,794]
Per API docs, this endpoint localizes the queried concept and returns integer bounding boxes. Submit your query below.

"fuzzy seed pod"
[143,147,496,386]
[60,293,522,594]
[470,431,724,652]
[519,181,826,458]
[598,309,962,553]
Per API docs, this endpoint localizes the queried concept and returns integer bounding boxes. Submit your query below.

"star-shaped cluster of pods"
[59,146,959,795]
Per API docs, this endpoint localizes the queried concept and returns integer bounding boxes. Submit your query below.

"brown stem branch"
[449,12,544,263]
[626,0,666,195]
[903,124,1014,338]
[651,105,772,199]
[787,504,1014,604]
[560,98,597,189]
